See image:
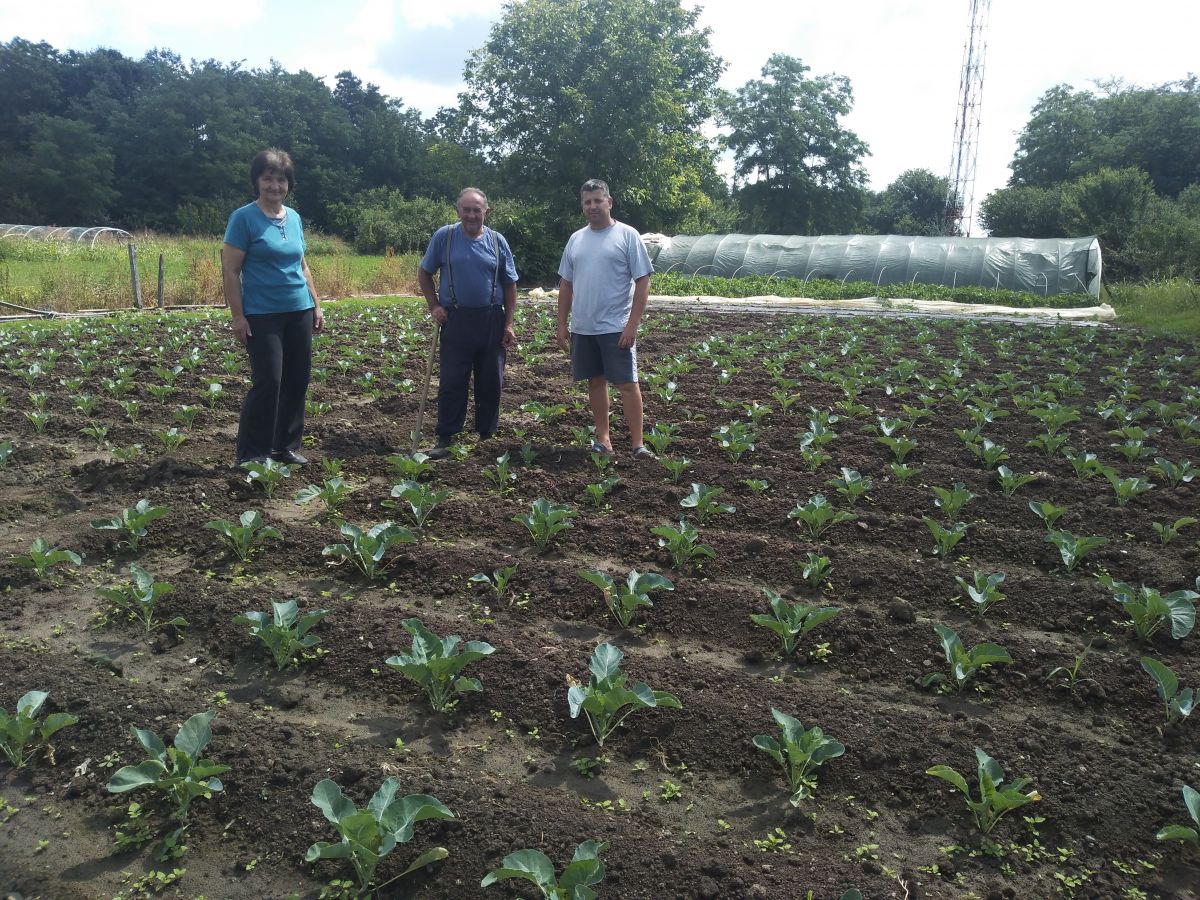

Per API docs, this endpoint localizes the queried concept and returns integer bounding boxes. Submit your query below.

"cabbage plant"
[306,777,454,895]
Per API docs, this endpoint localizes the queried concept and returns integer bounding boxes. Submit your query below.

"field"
[1,299,1199,900]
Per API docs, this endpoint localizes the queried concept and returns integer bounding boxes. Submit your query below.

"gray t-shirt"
[557,221,652,335]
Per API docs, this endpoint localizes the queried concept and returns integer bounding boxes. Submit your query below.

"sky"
[3,0,1198,233]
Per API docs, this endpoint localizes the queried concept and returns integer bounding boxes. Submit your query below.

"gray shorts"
[570,332,638,384]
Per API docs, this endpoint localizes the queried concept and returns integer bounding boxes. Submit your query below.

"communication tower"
[944,0,991,235]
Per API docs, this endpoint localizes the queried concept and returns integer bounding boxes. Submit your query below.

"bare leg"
[588,376,612,448]
[617,381,644,449]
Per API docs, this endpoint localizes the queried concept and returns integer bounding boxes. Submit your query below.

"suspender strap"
[443,224,502,309]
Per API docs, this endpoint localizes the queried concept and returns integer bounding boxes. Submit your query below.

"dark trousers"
[236,308,313,462]
[436,305,506,440]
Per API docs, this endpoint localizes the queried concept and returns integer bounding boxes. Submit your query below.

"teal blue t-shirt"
[223,203,314,315]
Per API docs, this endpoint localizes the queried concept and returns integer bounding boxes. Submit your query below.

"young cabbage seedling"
[922,624,1012,692]
[481,840,608,899]
[931,482,976,520]
[750,588,840,657]
[829,467,872,506]
[752,707,844,806]
[469,563,519,603]
[954,570,1006,616]
[927,747,1040,835]
[234,600,329,671]
[294,476,351,515]
[788,494,856,539]
[1141,657,1195,725]
[241,458,293,498]
[1156,785,1200,844]
[1153,516,1198,545]
[9,537,81,580]
[995,465,1036,497]
[1099,575,1197,641]
[577,568,674,628]
[680,482,735,522]
[0,690,78,768]
[97,565,187,633]
[659,456,691,484]
[1104,470,1155,507]
[1043,642,1097,692]
[322,521,416,578]
[650,519,715,570]
[513,498,577,551]
[204,510,282,562]
[306,777,454,895]
[90,498,170,553]
[106,711,230,823]
[923,518,969,557]
[386,452,433,481]
[1149,456,1195,488]
[1027,499,1067,530]
[1045,530,1108,572]
[567,643,681,747]
[385,618,496,712]
[385,480,451,539]
[483,451,518,492]
[583,475,620,507]
[801,552,832,589]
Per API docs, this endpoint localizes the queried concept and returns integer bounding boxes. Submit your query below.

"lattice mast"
[944,0,991,235]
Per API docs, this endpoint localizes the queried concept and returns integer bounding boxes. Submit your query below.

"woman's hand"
[313,306,326,333]
[232,315,252,346]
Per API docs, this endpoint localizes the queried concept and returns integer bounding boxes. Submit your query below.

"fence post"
[128,243,142,309]
[157,253,165,308]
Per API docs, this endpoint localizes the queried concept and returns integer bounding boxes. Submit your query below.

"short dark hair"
[250,149,295,196]
[580,178,610,197]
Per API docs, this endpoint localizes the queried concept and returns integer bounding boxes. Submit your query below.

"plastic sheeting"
[644,233,1103,298]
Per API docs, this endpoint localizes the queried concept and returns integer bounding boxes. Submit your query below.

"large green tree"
[864,168,950,236]
[1010,78,1200,198]
[459,0,725,234]
[719,54,868,234]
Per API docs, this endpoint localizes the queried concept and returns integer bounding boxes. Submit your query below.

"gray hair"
[580,179,610,198]
[457,187,489,207]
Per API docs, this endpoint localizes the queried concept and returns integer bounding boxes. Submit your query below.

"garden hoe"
[410,324,440,454]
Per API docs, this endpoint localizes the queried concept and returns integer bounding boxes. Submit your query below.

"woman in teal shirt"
[222,148,325,466]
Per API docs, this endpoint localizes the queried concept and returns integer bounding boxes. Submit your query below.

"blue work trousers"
[436,305,507,440]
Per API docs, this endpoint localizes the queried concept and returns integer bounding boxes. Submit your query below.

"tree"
[460,0,725,234]
[979,184,1064,238]
[719,54,868,235]
[864,168,949,236]
[0,114,116,222]
[1010,79,1200,199]
[1009,84,1098,188]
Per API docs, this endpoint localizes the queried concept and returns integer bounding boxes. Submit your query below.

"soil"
[1,300,1198,900]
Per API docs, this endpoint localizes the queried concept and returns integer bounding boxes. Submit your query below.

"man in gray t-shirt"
[556,179,655,459]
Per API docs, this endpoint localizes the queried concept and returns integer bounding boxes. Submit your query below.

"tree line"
[1,0,1197,282]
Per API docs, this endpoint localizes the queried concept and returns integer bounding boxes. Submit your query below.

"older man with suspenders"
[418,188,519,458]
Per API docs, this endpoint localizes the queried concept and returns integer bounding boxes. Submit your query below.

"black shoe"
[236,456,269,468]
[272,449,309,465]
[424,440,452,460]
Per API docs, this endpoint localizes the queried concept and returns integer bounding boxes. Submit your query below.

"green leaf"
[107,760,168,793]
[312,778,358,825]
[926,764,969,797]
[174,711,216,761]
[481,848,557,889]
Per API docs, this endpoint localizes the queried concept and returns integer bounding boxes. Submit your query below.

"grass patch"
[0,233,421,313]
[1105,279,1200,337]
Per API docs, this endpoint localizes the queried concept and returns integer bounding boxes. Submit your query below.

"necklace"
[266,210,287,241]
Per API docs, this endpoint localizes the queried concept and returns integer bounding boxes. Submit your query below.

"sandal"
[631,445,656,461]
[590,441,612,455]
